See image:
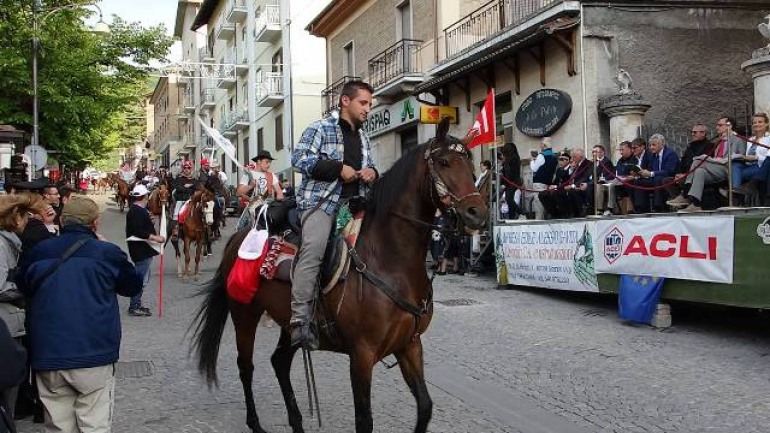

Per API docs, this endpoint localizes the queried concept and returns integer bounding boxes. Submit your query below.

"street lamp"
[31,1,110,160]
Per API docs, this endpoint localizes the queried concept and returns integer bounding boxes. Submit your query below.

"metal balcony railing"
[256,72,283,105]
[368,39,423,89]
[444,0,558,58]
[321,75,360,117]
[198,46,214,62]
[199,89,216,108]
[255,4,280,42]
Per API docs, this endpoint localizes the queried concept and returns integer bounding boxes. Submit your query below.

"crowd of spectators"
[0,180,141,433]
[499,113,770,219]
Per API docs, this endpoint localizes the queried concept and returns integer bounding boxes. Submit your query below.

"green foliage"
[0,1,172,169]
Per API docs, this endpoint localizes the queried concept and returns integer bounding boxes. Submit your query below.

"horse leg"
[183,236,192,281]
[230,304,267,433]
[396,337,433,433]
[194,236,202,281]
[271,329,305,433]
[350,349,376,433]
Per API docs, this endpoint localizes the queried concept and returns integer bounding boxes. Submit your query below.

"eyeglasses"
[691,130,705,134]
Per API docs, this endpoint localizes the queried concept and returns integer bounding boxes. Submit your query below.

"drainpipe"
[579,3,589,153]
[433,0,438,63]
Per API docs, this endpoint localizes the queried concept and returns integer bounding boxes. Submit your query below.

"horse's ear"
[436,116,451,144]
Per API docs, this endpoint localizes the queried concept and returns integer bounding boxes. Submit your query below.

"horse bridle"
[391,141,480,231]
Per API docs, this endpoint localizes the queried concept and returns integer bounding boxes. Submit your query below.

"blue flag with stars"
[618,275,665,324]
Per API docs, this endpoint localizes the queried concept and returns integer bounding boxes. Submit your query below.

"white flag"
[197,115,239,166]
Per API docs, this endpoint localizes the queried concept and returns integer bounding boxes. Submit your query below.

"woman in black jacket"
[1,316,27,433]
[499,143,521,218]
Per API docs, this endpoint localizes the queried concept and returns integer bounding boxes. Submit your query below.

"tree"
[0,0,173,168]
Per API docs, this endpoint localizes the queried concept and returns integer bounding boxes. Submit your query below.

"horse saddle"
[260,197,366,292]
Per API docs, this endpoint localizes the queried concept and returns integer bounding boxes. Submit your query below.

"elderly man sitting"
[632,134,679,213]
[667,116,745,212]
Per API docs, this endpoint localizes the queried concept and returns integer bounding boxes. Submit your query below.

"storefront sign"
[594,217,734,283]
[363,96,419,137]
[495,222,599,292]
[515,89,572,137]
[419,105,459,124]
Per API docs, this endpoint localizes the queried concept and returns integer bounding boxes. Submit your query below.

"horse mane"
[365,143,427,220]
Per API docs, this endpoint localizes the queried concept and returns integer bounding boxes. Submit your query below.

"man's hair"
[753,113,769,124]
[692,123,707,131]
[619,141,632,149]
[339,80,374,105]
[43,184,58,195]
[592,144,606,153]
[481,160,492,170]
[718,115,735,127]
[649,133,666,146]
[631,137,646,148]
[58,186,74,199]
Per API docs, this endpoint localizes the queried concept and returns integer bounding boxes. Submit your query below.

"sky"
[96,0,182,60]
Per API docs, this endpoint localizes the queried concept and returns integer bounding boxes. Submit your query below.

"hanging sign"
[515,88,572,137]
[419,105,459,124]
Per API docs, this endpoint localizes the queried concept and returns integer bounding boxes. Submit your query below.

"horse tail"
[188,230,247,387]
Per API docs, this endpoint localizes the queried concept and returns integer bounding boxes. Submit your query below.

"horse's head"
[199,187,216,226]
[158,184,169,204]
[117,180,129,195]
[425,117,488,229]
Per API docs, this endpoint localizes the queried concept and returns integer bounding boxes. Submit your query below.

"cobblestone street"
[18,195,770,433]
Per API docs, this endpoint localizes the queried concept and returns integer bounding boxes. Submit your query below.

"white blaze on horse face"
[204,201,215,225]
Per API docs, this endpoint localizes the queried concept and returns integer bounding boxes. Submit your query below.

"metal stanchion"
[593,150,599,216]
[727,122,734,208]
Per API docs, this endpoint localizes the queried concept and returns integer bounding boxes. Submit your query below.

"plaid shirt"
[292,115,377,215]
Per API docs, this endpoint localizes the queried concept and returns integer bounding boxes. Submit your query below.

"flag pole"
[158,205,166,318]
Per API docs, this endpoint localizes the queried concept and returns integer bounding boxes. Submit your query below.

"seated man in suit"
[668,116,745,211]
[633,133,679,213]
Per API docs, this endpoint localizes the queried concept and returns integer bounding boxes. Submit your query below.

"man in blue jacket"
[633,134,680,213]
[17,196,141,432]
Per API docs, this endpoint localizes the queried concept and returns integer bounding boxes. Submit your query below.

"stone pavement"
[17,193,770,432]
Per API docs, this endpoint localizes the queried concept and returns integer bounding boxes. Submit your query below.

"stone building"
[185,0,328,185]
[310,0,769,175]
[150,76,184,169]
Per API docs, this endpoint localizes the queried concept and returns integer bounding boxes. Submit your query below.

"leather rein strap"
[344,238,429,319]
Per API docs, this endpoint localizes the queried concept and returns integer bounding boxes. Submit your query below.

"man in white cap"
[125,184,165,316]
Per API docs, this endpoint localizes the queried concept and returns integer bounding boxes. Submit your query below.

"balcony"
[183,135,198,149]
[368,39,424,98]
[199,134,214,150]
[219,111,248,136]
[216,22,236,40]
[182,93,196,114]
[226,0,247,23]
[256,72,283,107]
[224,47,249,76]
[176,108,190,122]
[199,88,216,109]
[255,4,280,43]
[321,75,359,117]
[444,0,560,59]
[198,46,215,63]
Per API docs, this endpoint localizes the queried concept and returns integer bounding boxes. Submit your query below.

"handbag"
[228,206,270,304]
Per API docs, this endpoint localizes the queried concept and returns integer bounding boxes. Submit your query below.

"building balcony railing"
[219,110,249,135]
[321,75,360,117]
[216,22,236,40]
[199,88,216,109]
[216,75,236,89]
[224,48,248,76]
[226,0,248,23]
[368,39,424,97]
[256,72,283,107]
[255,4,280,43]
[198,46,215,63]
[444,0,558,59]
[177,108,190,121]
[182,93,196,114]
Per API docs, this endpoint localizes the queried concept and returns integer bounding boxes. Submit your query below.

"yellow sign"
[419,105,459,124]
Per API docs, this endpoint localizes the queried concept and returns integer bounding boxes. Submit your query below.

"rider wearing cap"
[197,158,211,184]
[171,160,200,229]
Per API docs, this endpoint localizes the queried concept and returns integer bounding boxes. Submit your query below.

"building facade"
[183,0,327,185]
[150,76,184,170]
[310,0,769,179]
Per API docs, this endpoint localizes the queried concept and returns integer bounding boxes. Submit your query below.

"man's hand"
[151,235,166,243]
[639,169,652,178]
[358,167,377,183]
[674,173,685,181]
[340,165,359,183]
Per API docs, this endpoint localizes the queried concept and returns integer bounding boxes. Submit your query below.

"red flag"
[467,89,496,149]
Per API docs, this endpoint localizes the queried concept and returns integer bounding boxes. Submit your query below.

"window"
[275,115,283,151]
[272,50,283,73]
[257,128,264,153]
[243,137,250,164]
[397,1,412,39]
[343,41,354,76]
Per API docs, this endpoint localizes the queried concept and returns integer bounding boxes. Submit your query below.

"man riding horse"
[235,150,284,230]
[171,160,201,241]
[290,80,378,349]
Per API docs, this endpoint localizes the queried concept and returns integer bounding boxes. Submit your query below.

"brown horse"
[190,119,488,433]
[115,179,130,212]
[95,178,112,195]
[175,187,215,281]
[148,184,170,232]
